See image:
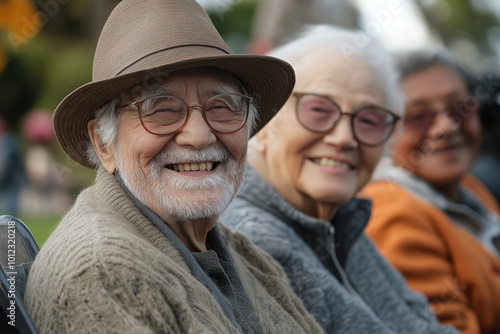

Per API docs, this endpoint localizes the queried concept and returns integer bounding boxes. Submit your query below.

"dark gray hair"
[392,48,477,92]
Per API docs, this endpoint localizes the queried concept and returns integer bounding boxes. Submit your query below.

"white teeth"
[314,158,351,169]
[170,162,216,172]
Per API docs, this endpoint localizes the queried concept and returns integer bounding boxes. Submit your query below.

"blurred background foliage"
[1,0,500,245]
[3,0,500,132]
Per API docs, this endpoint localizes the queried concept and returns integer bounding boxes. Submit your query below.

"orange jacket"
[361,175,500,334]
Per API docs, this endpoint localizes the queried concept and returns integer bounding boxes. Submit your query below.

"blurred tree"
[205,0,358,54]
[0,0,39,44]
[416,0,499,71]
[0,49,46,129]
[249,0,357,54]
[417,0,497,43]
[207,0,258,53]
[0,44,5,73]
[0,0,41,128]
[0,0,115,128]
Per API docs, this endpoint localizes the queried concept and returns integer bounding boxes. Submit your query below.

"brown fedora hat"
[53,0,295,169]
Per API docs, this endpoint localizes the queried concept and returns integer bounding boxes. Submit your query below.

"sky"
[352,0,437,50]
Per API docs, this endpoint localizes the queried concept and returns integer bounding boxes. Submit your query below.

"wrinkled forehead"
[118,67,242,103]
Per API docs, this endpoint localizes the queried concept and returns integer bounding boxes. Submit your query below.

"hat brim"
[54,53,295,169]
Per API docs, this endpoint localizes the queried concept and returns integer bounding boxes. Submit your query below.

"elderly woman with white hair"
[221,25,457,333]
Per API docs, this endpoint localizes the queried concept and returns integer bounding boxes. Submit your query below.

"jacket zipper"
[327,225,365,303]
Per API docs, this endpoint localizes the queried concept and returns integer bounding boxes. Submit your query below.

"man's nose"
[174,108,217,148]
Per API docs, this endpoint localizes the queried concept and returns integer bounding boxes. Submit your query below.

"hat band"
[116,44,231,76]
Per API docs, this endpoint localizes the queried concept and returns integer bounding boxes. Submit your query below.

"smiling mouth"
[311,158,354,170]
[435,144,463,152]
[165,161,220,172]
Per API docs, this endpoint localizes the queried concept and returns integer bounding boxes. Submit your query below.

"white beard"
[116,143,245,222]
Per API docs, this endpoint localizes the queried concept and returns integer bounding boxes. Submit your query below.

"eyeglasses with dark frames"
[404,98,479,133]
[292,92,400,146]
[116,93,253,136]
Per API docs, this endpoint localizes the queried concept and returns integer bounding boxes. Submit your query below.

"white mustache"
[151,144,230,166]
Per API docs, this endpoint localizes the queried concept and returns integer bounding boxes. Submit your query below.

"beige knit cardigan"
[25,169,322,334]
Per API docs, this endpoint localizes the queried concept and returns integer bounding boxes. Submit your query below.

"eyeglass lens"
[138,94,248,134]
[404,100,478,131]
[296,94,396,145]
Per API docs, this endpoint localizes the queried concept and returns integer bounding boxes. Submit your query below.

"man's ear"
[87,120,117,173]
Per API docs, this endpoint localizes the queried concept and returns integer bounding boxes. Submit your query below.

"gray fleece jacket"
[221,166,458,334]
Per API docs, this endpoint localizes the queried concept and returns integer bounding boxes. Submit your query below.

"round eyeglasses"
[293,92,400,146]
[404,98,479,133]
[116,93,252,135]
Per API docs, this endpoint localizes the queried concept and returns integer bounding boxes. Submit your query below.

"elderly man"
[24,1,323,333]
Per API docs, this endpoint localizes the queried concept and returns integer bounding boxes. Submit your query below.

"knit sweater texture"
[24,168,323,334]
[221,166,458,334]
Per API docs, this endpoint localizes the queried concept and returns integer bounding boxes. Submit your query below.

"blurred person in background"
[0,114,28,215]
[222,25,457,334]
[21,109,71,216]
[361,49,500,334]
[24,0,323,333]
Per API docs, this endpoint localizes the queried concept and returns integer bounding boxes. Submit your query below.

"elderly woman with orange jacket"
[361,49,500,334]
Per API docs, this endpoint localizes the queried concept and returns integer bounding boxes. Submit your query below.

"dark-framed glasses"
[116,93,252,135]
[293,92,400,146]
[404,98,479,133]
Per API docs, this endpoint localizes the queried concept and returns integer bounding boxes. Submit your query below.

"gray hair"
[392,48,476,92]
[86,80,258,169]
[268,24,403,112]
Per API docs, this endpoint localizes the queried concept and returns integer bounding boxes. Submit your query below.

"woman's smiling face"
[393,63,481,193]
[255,53,393,218]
